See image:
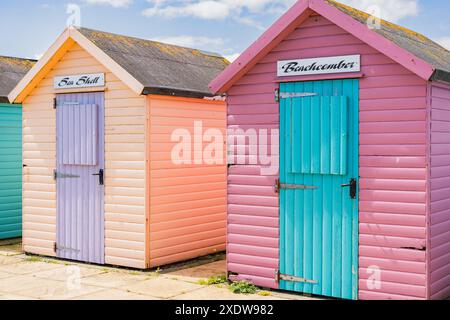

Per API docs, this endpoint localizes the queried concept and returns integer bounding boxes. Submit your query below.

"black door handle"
[341,178,357,199]
[92,169,104,185]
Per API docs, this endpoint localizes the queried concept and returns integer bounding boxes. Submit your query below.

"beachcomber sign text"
[277,55,361,77]
[54,73,105,89]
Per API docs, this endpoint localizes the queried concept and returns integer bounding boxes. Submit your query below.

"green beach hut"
[0,56,35,240]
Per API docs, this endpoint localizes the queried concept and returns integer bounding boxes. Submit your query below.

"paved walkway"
[0,240,314,300]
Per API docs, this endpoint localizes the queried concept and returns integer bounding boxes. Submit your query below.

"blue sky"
[0,0,449,61]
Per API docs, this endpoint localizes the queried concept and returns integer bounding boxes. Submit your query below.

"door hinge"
[275,179,318,193]
[276,91,319,102]
[53,98,57,109]
[275,270,318,284]
[53,242,57,253]
[280,92,318,99]
[282,183,318,190]
[53,170,81,180]
[56,244,80,253]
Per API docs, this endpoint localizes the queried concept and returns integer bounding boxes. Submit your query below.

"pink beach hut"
[210,0,450,300]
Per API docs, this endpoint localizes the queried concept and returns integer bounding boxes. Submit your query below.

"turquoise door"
[279,79,359,300]
[0,104,22,240]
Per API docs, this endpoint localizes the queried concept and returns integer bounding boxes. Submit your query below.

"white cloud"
[84,0,133,8]
[143,0,296,25]
[144,1,230,20]
[152,35,225,48]
[339,0,419,23]
[143,0,419,28]
[152,35,242,61]
[436,37,450,50]
[224,53,240,62]
[34,53,44,60]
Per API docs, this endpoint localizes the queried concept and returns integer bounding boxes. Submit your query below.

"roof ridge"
[0,56,36,100]
[326,0,449,52]
[100,46,227,70]
[0,55,37,62]
[0,70,31,75]
[78,27,225,59]
[381,27,450,53]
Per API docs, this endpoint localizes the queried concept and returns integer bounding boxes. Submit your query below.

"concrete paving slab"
[0,275,61,293]
[0,293,37,300]
[120,277,203,299]
[0,261,66,275]
[269,291,323,300]
[252,295,290,300]
[173,285,266,300]
[74,288,162,300]
[0,255,22,266]
[174,283,316,301]
[0,243,22,256]
[0,241,314,301]
[13,281,105,300]
[0,238,22,255]
[32,265,107,281]
[164,260,226,283]
[81,271,150,289]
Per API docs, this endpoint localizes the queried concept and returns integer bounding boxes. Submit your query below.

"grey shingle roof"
[78,28,230,98]
[327,0,450,82]
[0,56,36,103]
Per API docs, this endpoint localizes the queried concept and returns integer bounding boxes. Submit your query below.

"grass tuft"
[24,256,59,264]
[198,275,227,286]
[229,281,258,295]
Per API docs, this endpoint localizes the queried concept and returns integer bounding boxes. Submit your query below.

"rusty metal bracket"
[53,170,80,180]
[275,179,318,193]
[55,243,80,253]
[275,270,318,284]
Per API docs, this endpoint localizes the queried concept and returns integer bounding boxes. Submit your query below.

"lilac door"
[56,92,105,264]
